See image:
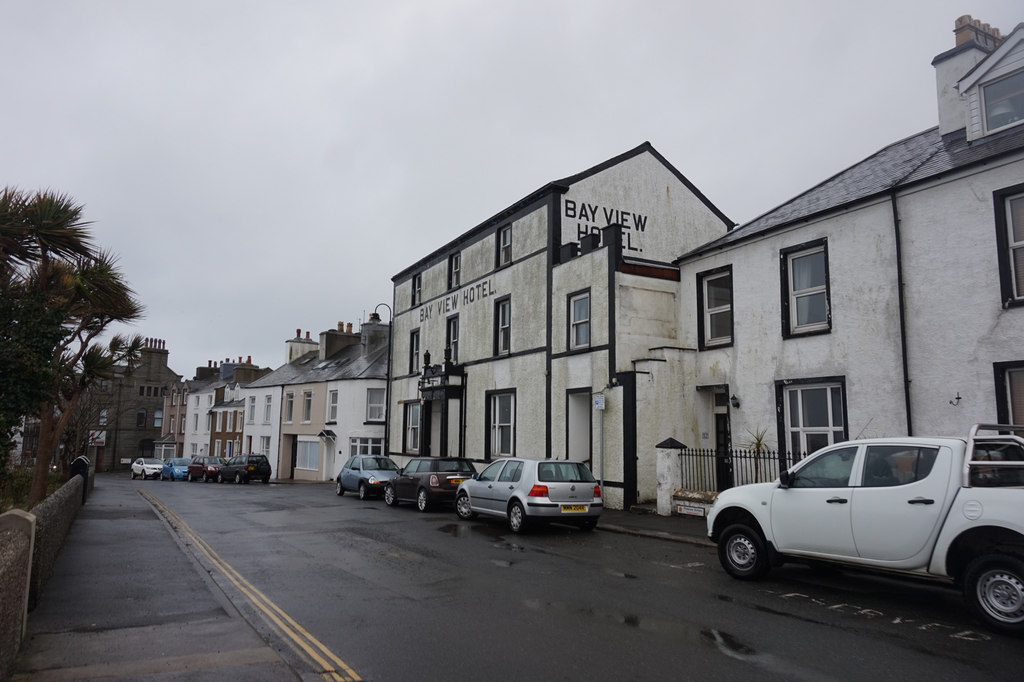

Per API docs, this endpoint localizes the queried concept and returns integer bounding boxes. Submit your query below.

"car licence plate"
[560,504,588,513]
[450,478,467,485]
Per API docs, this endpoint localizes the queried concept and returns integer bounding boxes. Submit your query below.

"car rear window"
[437,460,475,473]
[537,462,595,483]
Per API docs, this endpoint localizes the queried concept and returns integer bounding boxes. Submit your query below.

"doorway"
[713,396,735,491]
[566,390,591,462]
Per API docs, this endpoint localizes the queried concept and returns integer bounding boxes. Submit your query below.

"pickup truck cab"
[707,424,1024,633]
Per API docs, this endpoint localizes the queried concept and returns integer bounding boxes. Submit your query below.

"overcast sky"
[2,1,1020,378]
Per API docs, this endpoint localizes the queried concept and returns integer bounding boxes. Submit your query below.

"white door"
[770,445,859,558]
[850,445,951,564]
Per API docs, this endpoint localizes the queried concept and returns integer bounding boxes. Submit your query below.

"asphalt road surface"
[117,476,1024,681]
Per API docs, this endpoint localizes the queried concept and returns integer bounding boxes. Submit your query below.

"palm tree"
[2,189,145,507]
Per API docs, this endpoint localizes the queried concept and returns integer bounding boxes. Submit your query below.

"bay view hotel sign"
[388,141,732,510]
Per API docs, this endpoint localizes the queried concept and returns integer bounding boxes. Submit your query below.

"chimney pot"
[347,323,353,333]
[296,328,301,338]
[306,331,311,339]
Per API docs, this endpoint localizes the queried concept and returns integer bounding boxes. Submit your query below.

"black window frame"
[448,252,461,290]
[697,264,734,350]
[994,183,1024,309]
[496,224,512,268]
[780,238,832,338]
[994,360,1024,425]
[774,375,848,460]
[485,388,516,460]
[403,402,421,454]
[493,295,511,356]
[446,314,460,364]
[567,288,591,351]
[411,273,422,307]
[409,328,420,374]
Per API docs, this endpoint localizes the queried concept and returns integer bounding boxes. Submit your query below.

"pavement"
[10,475,713,681]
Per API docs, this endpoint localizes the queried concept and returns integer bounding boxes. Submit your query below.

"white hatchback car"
[130,457,163,480]
[455,458,602,533]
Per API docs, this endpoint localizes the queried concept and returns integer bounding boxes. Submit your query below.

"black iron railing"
[676,448,804,492]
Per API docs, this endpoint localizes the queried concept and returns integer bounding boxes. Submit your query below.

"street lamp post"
[374,303,393,456]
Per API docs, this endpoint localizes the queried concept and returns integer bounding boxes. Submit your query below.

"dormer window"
[984,70,1024,133]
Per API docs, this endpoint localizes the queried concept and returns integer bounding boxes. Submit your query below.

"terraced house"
[386,15,1024,510]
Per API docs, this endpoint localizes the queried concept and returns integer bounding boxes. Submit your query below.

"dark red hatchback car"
[384,457,477,511]
[187,456,226,482]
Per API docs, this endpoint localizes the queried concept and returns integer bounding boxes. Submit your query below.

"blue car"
[160,458,191,481]
[336,455,400,499]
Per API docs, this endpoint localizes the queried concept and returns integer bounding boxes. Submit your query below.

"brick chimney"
[319,321,361,361]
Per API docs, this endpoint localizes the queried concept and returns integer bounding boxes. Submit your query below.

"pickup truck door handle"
[826,497,848,504]
[908,497,935,505]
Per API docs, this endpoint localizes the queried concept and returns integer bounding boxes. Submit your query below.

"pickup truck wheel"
[718,523,770,580]
[964,555,1024,633]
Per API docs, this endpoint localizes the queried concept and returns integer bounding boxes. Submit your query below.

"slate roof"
[677,123,1024,261]
[246,341,388,389]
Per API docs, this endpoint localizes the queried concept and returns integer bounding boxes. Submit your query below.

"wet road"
[136,476,1021,681]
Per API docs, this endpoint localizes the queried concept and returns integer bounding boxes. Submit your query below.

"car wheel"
[358,482,369,500]
[336,479,345,496]
[384,484,398,507]
[718,523,770,580]
[130,470,137,480]
[508,500,528,533]
[416,488,430,512]
[964,555,1024,634]
[262,477,270,484]
[203,473,209,483]
[577,518,598,532]
[187,472,193,482]
[235,472,243,484]
[217,473,224,483]
[456,492,477,520]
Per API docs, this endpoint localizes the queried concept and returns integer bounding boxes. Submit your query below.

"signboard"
[677,504,706,517]
[593,392,605,411]
[88,430,107,446]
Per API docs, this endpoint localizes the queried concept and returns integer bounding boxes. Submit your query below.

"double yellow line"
[142,491,361,682]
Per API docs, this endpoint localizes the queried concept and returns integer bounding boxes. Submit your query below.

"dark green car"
[217,454,272,484]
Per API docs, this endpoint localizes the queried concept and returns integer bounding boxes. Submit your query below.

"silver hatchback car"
[455,458,602,533]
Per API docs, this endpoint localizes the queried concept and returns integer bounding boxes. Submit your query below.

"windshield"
[142,458,162,465]
[366,457,399,471]
[171,458,191,465]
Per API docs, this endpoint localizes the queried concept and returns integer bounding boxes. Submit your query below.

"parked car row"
[129,454,273,484]
[337,454,603,533]
[131,453,603,532]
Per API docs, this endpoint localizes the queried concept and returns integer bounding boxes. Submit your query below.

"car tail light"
[528,484,548,497]
[593,484,601,498]
[429,474,439,487]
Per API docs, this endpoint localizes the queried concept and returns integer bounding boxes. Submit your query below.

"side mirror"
[779,470,792,488]
[471,473,479,480]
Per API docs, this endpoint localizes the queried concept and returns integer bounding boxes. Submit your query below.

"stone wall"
[0,514,34,682]
[27,475,83,610]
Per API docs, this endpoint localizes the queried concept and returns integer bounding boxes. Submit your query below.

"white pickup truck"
[706,424,1024,633]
